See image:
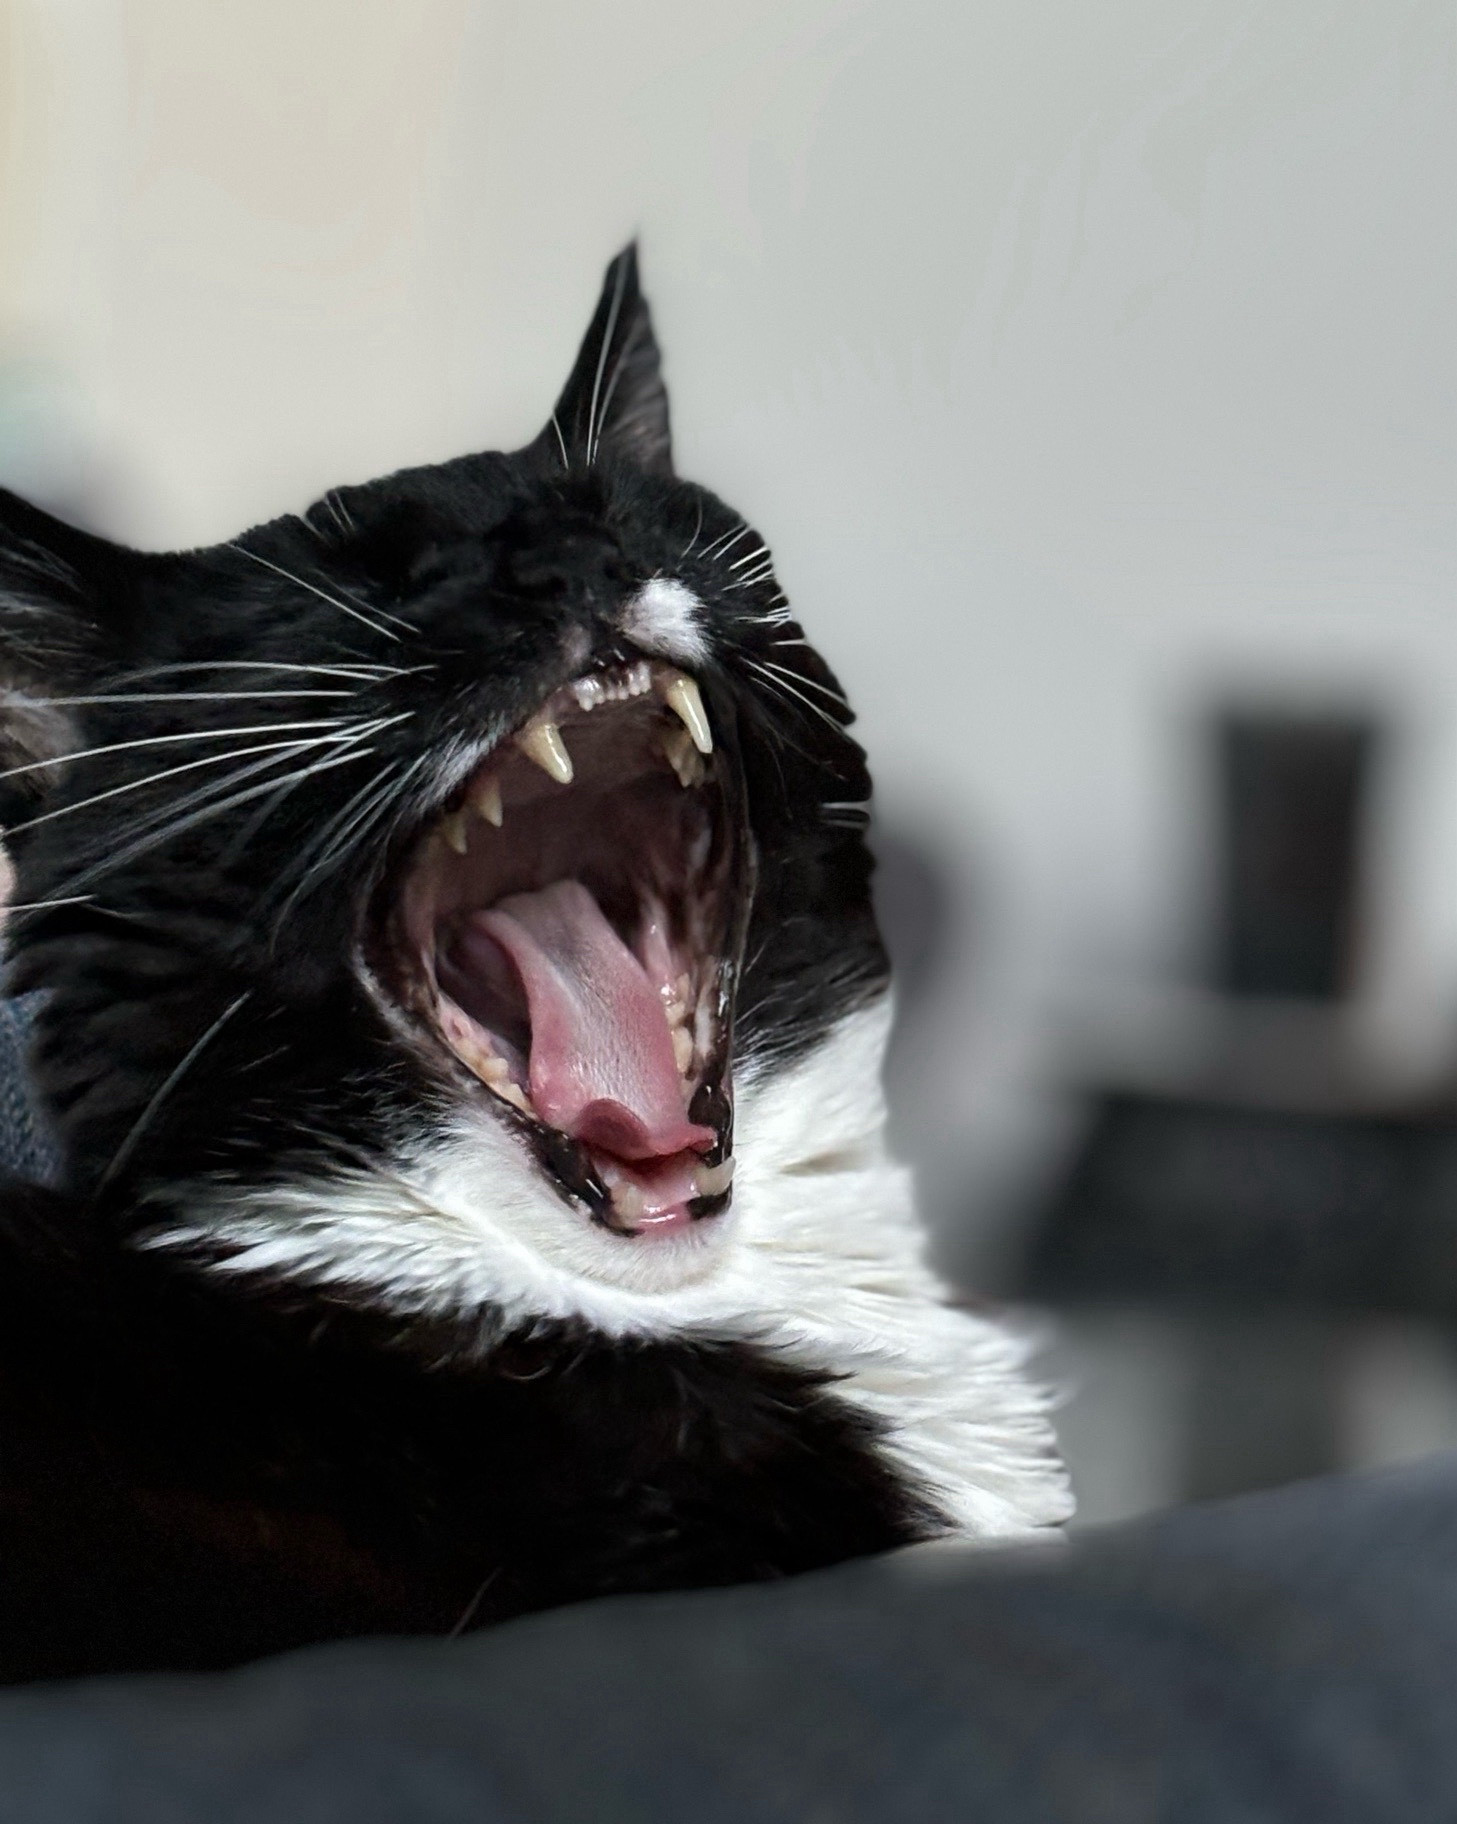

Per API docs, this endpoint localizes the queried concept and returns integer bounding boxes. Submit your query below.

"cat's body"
[0,249,1069,1681]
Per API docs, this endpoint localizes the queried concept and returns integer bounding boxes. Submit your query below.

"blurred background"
[0,0,1454,1525]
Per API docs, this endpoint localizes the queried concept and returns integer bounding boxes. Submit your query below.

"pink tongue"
[471,880,712,1163]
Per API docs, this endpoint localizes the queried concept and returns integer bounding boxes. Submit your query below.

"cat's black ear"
[0,490,134,691]
[540,244,673,475]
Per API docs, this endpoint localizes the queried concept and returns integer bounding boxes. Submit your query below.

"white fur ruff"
[145,999,1072,1540]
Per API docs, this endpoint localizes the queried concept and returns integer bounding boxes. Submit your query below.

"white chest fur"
[146,998,1072,1539]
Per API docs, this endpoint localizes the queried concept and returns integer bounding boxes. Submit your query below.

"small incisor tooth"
[441,810,470,854]
[664,674,712,755]
[514,718,574,784]
[694,1158,735,1199]
[471,776,504,827]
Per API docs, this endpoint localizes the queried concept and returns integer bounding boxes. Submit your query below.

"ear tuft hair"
[0,492,130,691]
[0,493,135,824]
[542,245,673,476]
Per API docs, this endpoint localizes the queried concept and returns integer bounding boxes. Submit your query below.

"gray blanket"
[0,1457,1452,1822]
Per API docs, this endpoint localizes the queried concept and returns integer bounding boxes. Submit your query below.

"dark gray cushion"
[0,993,57,1185]
[0,1457,1454,1822]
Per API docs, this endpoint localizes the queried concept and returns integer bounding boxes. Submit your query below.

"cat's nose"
[615,577,708,668]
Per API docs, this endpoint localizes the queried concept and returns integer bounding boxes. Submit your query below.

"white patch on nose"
[621,577,709,666]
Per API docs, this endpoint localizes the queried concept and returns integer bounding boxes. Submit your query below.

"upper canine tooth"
[664,675,712,755]
[471,776,504,827]
[441,810,470,854]
[514,719,573,784]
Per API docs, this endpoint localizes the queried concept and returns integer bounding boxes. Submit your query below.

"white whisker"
[0,718,353,784]
[27,691,358,707]
[35,736,399,901]
[742,659,845,734]
[2,895,95,912]
[119,660,403,681]
[722,562,776,593]
[325,490,356,535]
[100,993,252,1187]
[1,725,382,836]
[754,659,850,711]
[701,522,750,562]
[229,545,404,643]
[679,500,705,559]
[267,750,429,933]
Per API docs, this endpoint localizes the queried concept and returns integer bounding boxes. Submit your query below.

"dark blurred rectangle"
[1024,1091,1457,1313]
[1215,712,1375,1000]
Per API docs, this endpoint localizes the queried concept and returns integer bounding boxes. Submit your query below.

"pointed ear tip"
[607,240,643,288]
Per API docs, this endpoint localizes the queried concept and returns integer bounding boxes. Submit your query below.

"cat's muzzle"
[374,659,750,1240]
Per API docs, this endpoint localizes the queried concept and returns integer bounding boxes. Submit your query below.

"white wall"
[2,0,1453,1253]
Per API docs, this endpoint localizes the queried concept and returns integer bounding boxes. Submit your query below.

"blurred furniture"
[1021,709,1457,1500]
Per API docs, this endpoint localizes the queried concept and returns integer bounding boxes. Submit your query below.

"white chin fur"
[142,996,1073,1540]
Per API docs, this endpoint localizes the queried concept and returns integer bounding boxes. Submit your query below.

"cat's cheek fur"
[143,996,1073,1541]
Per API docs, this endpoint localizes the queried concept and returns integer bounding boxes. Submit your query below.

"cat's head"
[0,248,889,1321]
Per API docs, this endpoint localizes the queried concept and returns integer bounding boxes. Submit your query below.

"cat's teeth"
[694,1158,735,1198]
[514,718,574,784]
[476,1053,528,1110]
[662,674,712,755]
[671,1025,694,1073]
[471,776,504,827]
[440,810,470,854]
[571,677,604,712]
[661,724,703,788]
[613,1184,647,1220]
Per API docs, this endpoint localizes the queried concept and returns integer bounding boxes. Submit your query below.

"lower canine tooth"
[671,1026,694,1073]
[514,719,574,784]
[662,725,700,788]
[471,777,504,826]
[613,1185,646,1221]
[441,810,469,854]
[694,1158,735,1198]
[664,675,713,755]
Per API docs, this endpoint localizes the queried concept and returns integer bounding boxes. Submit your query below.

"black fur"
[0,248,924,1682]
[0,1179,931,1681]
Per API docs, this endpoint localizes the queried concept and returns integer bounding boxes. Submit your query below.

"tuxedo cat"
[0,248,1070,1680]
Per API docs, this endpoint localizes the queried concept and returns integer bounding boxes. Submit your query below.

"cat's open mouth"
[375,659,749,1241]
